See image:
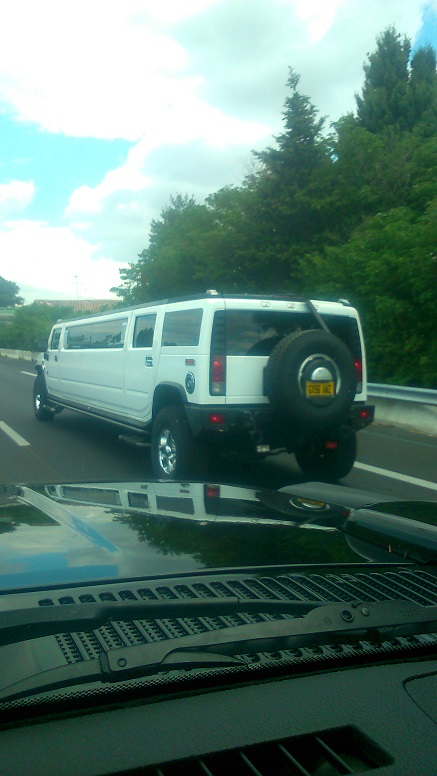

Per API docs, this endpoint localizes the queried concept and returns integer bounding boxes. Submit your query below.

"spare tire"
[265,329,357,429]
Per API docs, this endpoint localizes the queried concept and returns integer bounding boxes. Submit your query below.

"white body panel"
[41,295,368,426]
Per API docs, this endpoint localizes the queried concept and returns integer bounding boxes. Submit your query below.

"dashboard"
[0,659,436,775]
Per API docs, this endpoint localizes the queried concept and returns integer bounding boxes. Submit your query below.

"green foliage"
[356,28,412,133]
[252,70,335,267]
[0,276,23,307]
[113,195,218,302]
[0,303,75,350]
[112,27,437,387]
[356,27,437,136]
[299,203,437,387]
[410,46,437,136]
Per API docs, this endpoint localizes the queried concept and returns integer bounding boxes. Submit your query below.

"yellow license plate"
[306,381,335,397]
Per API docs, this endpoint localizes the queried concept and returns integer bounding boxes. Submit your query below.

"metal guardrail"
[368,384,437,406]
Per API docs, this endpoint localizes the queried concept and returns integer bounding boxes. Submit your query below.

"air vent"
[138,726,392,775]
[38,569,437,611]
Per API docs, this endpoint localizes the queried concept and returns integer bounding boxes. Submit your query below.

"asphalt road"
[0,357,436,500]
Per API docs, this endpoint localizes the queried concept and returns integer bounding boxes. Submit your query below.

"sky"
[0,0,436,304]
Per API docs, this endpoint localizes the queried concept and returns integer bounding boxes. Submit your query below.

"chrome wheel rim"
[158,427,177,474]
[35,392,42,411]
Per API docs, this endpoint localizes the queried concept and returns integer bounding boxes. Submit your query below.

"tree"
[356,28,437,136]
[0,303,75,350]
[0,276,23,307]
[113,186,272,303]
[410,45,437,137]
[256,70,327,178]
[113,195,219,303]
[207,68,335,293]
[356,27,412,132]
[331,117,424,228]
[111,27,436,386]
[253,69,334,249]
[324,29,437,269]
[299,202,437,387]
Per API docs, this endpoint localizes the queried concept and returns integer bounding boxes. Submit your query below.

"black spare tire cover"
[265,329,357,428]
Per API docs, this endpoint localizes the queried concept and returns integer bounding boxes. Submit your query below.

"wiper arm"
[102,600,437,676]
[0,598,325,647]
[0,600,436,702]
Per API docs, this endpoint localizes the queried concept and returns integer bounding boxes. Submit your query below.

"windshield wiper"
[0,600,436,702]
[0,598,325,647]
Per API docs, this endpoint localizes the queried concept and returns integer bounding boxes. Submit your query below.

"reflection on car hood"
[0,480,436,591]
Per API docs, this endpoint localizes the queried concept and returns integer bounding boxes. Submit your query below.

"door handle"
[145,357,153,367]
[54,355,58,362]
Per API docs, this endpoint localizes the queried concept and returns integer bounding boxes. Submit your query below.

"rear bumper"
[185,403,375,451]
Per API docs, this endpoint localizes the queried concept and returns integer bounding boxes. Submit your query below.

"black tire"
[151,405,209,480]
[265,330,357,429]
[33,375,54,422]
[295,432,357,480]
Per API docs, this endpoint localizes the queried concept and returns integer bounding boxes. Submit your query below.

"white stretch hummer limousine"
[34,291,374,479]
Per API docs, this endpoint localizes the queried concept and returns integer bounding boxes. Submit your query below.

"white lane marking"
[354,461,437,492]
[21,371,36,377]
[0,422,30,447]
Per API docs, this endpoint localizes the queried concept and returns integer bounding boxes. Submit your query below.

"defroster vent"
[137,726,393,775]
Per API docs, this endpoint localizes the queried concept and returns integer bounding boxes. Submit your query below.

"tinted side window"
[49,328,61,349]
[156,495,195,515]
[66,323,93,349]
[66,319,127,349]
[90,319,127,349]
[128,492,150,510]
[162,309,203,346]
[133,314,156,348]
[61,486,122,506]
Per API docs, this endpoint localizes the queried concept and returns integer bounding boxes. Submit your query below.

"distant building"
[34,299,116,314]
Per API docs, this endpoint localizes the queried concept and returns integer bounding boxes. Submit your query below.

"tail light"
[204,484,220,499]
[209,413,225,425]
[354,358,362,392]
[210,355,226,395]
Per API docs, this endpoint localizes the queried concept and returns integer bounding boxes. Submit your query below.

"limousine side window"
[66,319,128,349]
[49,328,61,350]
[133,314,156,348]
[161,309,203,347]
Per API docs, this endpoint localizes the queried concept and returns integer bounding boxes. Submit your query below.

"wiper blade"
[0,600,436,702]
[102,600,437,676]
[0,598,325,647]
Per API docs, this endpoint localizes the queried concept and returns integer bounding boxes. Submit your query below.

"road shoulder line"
[0,422,30,447]
[354,461,437,492]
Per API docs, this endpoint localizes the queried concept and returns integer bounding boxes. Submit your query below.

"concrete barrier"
[371,397,437,436]
[0,349,39,362]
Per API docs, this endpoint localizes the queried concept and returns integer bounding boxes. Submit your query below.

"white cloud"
[60,0,433,266]
[65,137,264,264]
[288,0,348,42]
[0,220,126,302]
[0,180,35,216]
[0,0,434,300]
[0,1,226,141]
[0,1,431,143]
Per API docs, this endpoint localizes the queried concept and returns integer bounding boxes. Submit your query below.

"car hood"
[0,480,436,591]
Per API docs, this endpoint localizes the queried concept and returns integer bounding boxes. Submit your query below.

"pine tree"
[356,27,411,132]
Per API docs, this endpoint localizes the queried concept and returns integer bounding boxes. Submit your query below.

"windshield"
[0,2,436,773]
